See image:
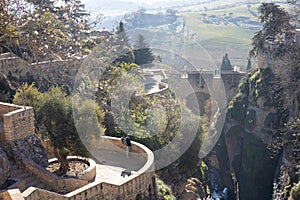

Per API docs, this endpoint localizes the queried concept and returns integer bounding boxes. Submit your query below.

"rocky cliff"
[0,135,48,190]
[211,66,300,200]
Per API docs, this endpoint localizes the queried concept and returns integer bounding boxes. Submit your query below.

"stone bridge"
[185,70,244,103]
[167,69,244,115]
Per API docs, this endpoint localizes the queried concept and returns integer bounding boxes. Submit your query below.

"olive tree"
[14,84,104,174]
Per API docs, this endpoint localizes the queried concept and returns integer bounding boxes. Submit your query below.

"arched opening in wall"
[185,92,210,117]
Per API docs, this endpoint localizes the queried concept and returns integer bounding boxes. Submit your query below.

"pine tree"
[220,53,233,71]
[115,21,129,46]
[113,21,134,64]
[250,3,293,57]
[247,58,252,71]
[133,35,154,66]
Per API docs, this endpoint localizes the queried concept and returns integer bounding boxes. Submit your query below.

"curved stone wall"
[48,156,96,182]
[23,136,156,200]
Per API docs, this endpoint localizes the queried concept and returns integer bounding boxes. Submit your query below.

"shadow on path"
[90,147,147,184]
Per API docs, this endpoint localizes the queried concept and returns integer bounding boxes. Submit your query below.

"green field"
[125,2,293,71]
[125,3,271,71]
[179,4,262,70]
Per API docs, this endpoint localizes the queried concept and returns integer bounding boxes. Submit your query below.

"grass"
[125,4,261,71]
[179,4,262,68]
[126,2,292,71]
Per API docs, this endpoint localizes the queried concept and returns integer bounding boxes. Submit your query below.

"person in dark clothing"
[125,135,131,158]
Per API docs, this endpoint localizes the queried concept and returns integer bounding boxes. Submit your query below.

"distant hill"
[87,0,285,29]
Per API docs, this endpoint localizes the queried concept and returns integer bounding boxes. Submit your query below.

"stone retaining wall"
[23,137,156,200]
[0,53,81,92]
[48,156,96,182]
[23,169,155,200]
[22,156,89,194]
[0,102,35,141]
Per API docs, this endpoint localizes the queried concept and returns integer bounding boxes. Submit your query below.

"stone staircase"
[9,164,50,192]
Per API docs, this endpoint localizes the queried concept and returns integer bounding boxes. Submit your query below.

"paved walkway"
[90,148,146,185]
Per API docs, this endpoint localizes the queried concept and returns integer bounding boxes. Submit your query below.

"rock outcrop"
[0,135,48,191]
[10,135,48,167]
[0,147,10,188]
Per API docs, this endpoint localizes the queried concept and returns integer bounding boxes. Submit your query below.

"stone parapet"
[23,137,156,200]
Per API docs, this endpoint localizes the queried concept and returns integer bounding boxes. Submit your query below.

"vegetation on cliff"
[250,3,294,57]
[223,2,300,199]
[290,181,300,200]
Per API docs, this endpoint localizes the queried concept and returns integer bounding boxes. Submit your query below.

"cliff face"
[273,120,300,200]
[212,66,300,200]
[0,135,48,189]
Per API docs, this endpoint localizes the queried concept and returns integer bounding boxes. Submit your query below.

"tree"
[95,62,141,135]
[258,3,291,39]
[0,0,25,55]
[123,7,146,29]
[37,88,77,174]
[250,3,293,57]
[113,21,134,64]
[246,58,252,71]
[287,0,300,25]
[133,35,154,66]
[0,0,102,62]
[14,84,103,174]
[115,21,129,45]
[166,9,178,16]
[220,53,233,71]
[13,83,40,107]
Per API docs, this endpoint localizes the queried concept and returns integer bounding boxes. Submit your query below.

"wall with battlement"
[187,71,244,103]
[0,102,35,141]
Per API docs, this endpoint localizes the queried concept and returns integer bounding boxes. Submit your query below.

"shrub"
[290,181,300,200]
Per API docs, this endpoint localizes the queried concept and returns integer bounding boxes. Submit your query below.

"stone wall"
[187,70,244,103]
[22,137,156,200]
[63,169,155,200]
[0,102,35,141]
[0,102,19,120]
[0,53,81,92]
[22,156,89,194]
[23,169,155,200]
[0,54,30,80]
[48,156,96,182]
[220,71,244,102]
